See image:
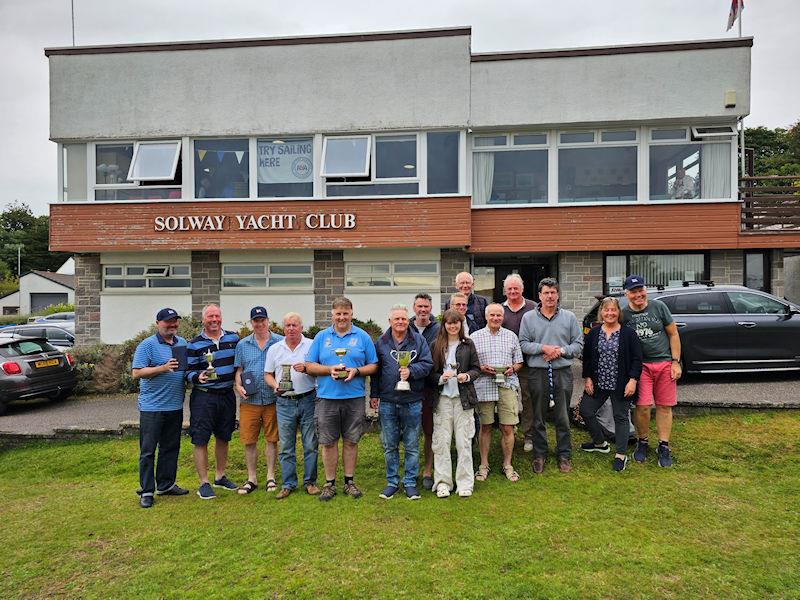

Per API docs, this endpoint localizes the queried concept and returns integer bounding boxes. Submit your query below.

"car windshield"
[0,339,56,357]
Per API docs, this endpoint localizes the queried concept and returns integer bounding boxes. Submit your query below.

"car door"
[725,290,800,366]
[659,291,736,370]
[45,327,73,348]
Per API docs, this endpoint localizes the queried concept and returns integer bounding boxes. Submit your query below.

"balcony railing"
[740,175,800,232]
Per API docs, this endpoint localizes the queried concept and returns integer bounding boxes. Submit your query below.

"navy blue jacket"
[370,328,433,404]
[581,325,643,401]
[409,317,440,348]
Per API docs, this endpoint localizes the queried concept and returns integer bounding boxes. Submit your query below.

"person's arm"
[581,329,593,379]
[562,316,584,359]
[234,367,247,399]
[370,341,382,398]
[132,360,178,379]
[518,313,542,356]
[624,328,643,397]
[185,340,208,384]
[665,321,682,381]
[304,334,333,377]
[458,342,481,383]
[264,371,279,394]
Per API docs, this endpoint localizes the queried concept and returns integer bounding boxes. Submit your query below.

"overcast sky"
[1,0,797,215]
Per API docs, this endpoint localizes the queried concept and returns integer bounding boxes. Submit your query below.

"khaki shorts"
[477,387,520,426]
[239,402,279,445]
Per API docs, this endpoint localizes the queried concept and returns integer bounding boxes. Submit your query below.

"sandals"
[237,481,257,495]
[502,465,520,482]
[266,479,278,492]
[475,465,490,481]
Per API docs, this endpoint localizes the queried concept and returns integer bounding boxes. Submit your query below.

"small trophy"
[390,350,417,391]
[204,348,218,381]
[447,361,459,377]
[333,348,349,380]
[278,364,294,393]
[492,365,509,384]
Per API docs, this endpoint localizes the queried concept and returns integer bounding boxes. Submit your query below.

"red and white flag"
[727,0,744,31]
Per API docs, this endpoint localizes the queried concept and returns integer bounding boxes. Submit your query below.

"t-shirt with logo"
[620,299,674,363]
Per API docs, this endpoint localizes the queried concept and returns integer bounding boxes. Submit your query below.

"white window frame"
[345,261,439,289]
[373,134,419,181]
[221,263,313,290]
[691,125,738,138]
[92,141,182,201]
[651,128,689,141]
[127,140,181,181]
[321,135,372,177]
[254,136,315,199]
[102,264,191,290]
[472,132,548,151]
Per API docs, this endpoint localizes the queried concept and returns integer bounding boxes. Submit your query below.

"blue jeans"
[139,409,183,495]
[276,395,318,490]
[379,400,422,488]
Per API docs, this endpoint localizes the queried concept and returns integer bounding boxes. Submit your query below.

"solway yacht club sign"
[153,212,357,232]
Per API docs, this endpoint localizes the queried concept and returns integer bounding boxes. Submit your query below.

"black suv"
[583,283,800,374]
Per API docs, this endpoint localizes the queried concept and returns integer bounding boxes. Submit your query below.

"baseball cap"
[250,306,269,320]
[156,308,181,322]
[623,275,646,291]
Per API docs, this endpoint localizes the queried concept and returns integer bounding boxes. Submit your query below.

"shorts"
[636,361,678,407]
[189,388,236,445]
[476,387,520,426]
[238,402,279,445]
[315,396,365,445]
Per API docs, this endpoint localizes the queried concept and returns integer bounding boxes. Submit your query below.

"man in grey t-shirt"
[620,275,682,468]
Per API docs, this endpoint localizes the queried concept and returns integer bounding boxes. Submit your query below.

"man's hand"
[292,362,306,373]
[504,366,514,377]
[671,361,682,381]
[456,373,468,383]
[162,358,179,373]
[235,384,247,399]
[480,365,496,376]
[624,379,637,398]
[399,367,410,381]
[197,371,209,384]
[541,345,561,362]
[584,378,594,396]
[369,397,379,410]
[343,367,359,383]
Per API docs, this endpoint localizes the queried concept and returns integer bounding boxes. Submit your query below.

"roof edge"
[471,37,754,62]
[44,26,471,57]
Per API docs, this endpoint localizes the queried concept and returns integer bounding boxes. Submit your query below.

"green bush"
[40,303,74,316]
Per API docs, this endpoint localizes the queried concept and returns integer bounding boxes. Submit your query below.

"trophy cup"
[333,348,349,379]
[491,365,509,384]
[204,348,218,381]
[390,350,417,391]
[278,364,294,393]
[447,361,459,378]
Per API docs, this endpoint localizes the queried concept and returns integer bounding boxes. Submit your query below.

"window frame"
[92,141,183,201]
[102,264,191,290]
[345,261,440,290]
[127,140,182,182]
[220,263,313,291]
[321,135,372,177]
[601,251,711,295]
[691,125,738,139]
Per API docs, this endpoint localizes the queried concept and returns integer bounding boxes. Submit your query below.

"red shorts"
[636,361,677,407]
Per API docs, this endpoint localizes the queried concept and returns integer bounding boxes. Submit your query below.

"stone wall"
[190,251,221,319]
[771,248,785,299]
[74,253,101,345]
[313,250,345,325]
[558,251,603,319]
[710,250,743,285]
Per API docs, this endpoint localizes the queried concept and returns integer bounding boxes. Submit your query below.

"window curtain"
[472,153,495,205]
[700,143,731,199]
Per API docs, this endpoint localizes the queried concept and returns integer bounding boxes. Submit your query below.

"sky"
[1,0,797,216]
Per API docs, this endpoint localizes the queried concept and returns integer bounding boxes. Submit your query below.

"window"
[649,142,731,200]
[605,253,707,293]
[662,292,726,315]
[691,125,737,138]
[559,146,637,203]
[652,129,687,141]
[128,141,181,181]
[323,134,419,196]
[427,132,460,194]
[560,132,594,144]
[744,251,770,291]
[346,262,438,288]
[95,142,182,201]
[194,139,249,199]
[473,133,548,206]
[727,291,786,315]
[221,264,312,289]
[257,138,313,198]
[321,136,371,177]
[103,265,191,289]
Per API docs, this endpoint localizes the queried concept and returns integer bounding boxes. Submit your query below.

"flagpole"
[738,0,742,38]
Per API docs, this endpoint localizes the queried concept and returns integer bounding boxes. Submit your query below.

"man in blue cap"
[233,306,283,494]
[131,308,189,508]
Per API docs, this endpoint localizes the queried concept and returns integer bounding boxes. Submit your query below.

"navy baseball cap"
[623,275,646,291]
[250,306,269,320]
[156,308,181,322]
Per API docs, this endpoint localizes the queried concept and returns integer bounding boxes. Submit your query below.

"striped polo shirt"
[186,329,240,390]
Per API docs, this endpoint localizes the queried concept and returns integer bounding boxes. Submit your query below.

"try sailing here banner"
[257,139,313,184]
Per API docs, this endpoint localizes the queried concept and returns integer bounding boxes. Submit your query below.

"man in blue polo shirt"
[186,304,240,500]
[131,308,189,509]
[306,296,378,501]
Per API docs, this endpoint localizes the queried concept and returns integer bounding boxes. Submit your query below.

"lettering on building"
[153,213,357,232]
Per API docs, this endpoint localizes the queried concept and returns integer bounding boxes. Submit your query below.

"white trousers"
[432,394,475,493]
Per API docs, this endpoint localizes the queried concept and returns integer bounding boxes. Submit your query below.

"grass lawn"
[1,412,799,599]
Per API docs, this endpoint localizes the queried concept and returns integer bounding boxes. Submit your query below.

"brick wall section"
[710,250,743,285]
[558,251,603,320]
[439,248,470,311]
[74,253,101,345]
[313,250,344,326]
[190,251,221,319]
[771,248,785,299]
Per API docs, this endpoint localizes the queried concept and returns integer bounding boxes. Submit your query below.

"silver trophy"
[491,365,509,384]
[278,364,294,393]
[390,350,417,391]
[333,347,349,380]
[204,349,218,381]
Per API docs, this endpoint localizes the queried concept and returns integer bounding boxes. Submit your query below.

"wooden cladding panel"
[49,197,471,252]
[469,203,800,253]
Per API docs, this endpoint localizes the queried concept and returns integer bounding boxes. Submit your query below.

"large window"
[649,131,732,200]
[604,253,708,293]
[103,264,191,289]
[257,138,313,198]
[346,262,438,288]
[744,251,769,291]
[324,134,419,196]
[221,264,313,289]
[194,139,249,199]
[558,130,637,203]
[95,143,182,201]
[472,134,548,205]
[427,132,460,194]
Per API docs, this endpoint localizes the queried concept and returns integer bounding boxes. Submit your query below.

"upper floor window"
[95,142,182,201]
[194,139,249,199]
[257,138,313,198]
[472,133,548,206]
[427,131,460,194]
[103,264,191,289]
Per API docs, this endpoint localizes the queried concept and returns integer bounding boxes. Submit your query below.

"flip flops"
[237,481,257,495]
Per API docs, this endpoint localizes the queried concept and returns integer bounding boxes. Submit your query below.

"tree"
[745,123,800,176]
[0,202,70,276]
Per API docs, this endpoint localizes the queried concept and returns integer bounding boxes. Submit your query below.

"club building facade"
[45,27,798,344]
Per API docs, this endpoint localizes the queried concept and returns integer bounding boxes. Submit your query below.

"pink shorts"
[636,361,677,407]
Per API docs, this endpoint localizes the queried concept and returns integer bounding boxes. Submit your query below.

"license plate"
[35,358,59,368]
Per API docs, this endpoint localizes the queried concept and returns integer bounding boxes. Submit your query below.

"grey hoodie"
[518,306,584,369]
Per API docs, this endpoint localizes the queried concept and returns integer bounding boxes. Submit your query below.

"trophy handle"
[390,350,400,362]
[408,350,417,362]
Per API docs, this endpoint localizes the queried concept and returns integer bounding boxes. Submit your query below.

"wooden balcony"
[740,175,800,233]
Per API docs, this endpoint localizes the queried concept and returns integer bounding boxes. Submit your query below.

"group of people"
[132,270,682,508]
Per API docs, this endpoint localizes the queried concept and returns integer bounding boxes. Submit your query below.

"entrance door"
[473,260,553,303]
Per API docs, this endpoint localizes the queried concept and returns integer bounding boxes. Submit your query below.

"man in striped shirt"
[186,304,240,500]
